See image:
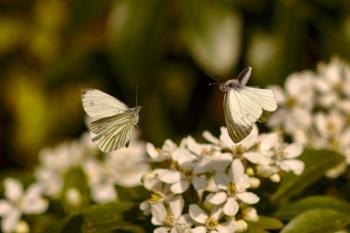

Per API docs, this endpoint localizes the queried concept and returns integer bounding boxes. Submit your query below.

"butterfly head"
[133,106,141,114]
[219,80,240,92]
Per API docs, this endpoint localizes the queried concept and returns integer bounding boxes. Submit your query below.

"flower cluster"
[35,132,149,203]
[0,131,149,232]
[140,126,304,232]
[268,57,350,177]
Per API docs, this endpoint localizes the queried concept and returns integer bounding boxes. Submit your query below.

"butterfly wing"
[89,112,136,152]
[224,88,262,143]
[241,87,278,113]
[237,67,252,86]
[81,88,129,118]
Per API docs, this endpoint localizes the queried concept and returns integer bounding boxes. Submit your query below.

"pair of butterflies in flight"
[81,67,278,152]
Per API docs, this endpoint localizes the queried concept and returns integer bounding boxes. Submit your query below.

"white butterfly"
[81,88,141,152]
[219,67,277,143]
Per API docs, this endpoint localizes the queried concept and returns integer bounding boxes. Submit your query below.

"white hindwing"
[81,88,128,118]
[224,88,262,143]
[241,87,277,112]
[224,86,277,143]
[89,112,135,152]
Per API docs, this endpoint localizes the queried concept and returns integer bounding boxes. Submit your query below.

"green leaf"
[182,0,241,76]
[275,196,350,220]
[62,201,145,233]
[280,209,350,233]
[248,216,284,230]
[271,149,345,201]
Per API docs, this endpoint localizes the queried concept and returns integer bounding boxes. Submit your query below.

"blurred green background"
[0,0,350,166]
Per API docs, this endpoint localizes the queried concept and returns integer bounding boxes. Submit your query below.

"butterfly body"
[220,67,277,143]
[81,88,141,152]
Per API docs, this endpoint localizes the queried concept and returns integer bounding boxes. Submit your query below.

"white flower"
[258,143,304,177]
[147,139,178,162]
[82,159,117,204]
[151,196,191,233]
[208,159,259,216]
[267,72,315,133]
[314,111,345,140]
[268,57,350,177]
[0,179,48,233]
[186,136,232,173]
[107,140,150,187]
[35,134,95,197]
[189,205,236,233]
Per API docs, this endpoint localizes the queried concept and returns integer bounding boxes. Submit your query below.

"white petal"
[240,125,259,148]
[0,201,13,216]
[269,85,286,104]
[207,192,227,205]
[223,197,239,216]
[244,152,270,165]
[219,127,234,148]
[231,159,244,183]
[4,178,23,202]
[172,148,197,165]
[146,143,159,159]
[213,173,229,188]
[154,227,170,233]
[284,144,303,158]
[184,136,201,155]
[280,160,304,175]
[171,180,189,194]
[169,196,184,219]
[191,226,206,233]
[259,133,279,151]
[202,131,219,145]
[24,183,43,200]
[192,176,208,191]
[237,192,260,204]
[209,153,232,172]
[22,198,48,214]
[216,222,236,233]
[151,203,167,224]
[2,209,20,233]
[156,169,181,184]
[210,206,223,220]
[189,205,207,224]
[91,184,117,204]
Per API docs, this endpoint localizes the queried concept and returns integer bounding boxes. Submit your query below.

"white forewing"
[241,87,277,112]
[227,88,262,126]
[237,67,252,86]
[224,89,261,143]
[81,88,129,118]
[224,86,277,143]
[89,112,135,152]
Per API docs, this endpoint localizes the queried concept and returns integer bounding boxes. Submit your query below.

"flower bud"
[235,219,248,232]
[242,207,259,222]
[249,177,261,189]
[270,174,281,183]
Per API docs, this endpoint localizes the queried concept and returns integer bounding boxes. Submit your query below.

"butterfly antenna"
[135,83,139,106]
[204,72,220,86]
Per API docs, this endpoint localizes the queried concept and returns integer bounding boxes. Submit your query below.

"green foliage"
[62,201,146,233]
[271,149,345,201]
[280,209,350,233]
[247,216,284,233]
[275,196,350,220]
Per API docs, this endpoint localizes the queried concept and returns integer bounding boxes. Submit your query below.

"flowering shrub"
[268,57,350,177]
[1,59,350,233]
[140,126,303,232]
